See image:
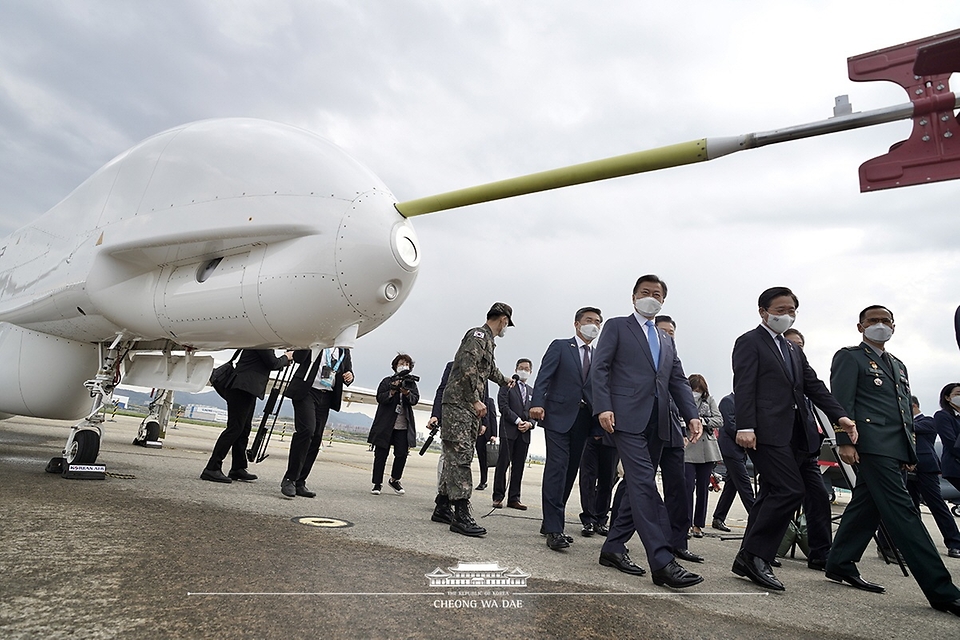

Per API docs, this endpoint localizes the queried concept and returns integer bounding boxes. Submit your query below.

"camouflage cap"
[487,302,515,326]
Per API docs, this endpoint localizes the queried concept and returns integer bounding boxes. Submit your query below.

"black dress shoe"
[807,557,827,571]
[825,571,885,593]
[201,468,232,483]
[732,550,784,591]
[770,558,782,568]
[228,468,258,482]
[581,523,595,537]
[280,478,296,499]
[931,599,960,616]
[296,484,316,498]
[475,482,487,490]
[711,518,731,532]
[674,548,704,563]
[652,560,703,589]
[594,524,609,536]
[546,532,570,551]
[948,548,960,559]
[562,533,574,544]
[599,551,646,576]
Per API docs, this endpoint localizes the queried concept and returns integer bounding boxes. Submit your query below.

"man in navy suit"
[908,396,960,558]
[593,275,703,588]
[731,286,854,591]
[492,358,534,509]
[531,307,603,551]
[710,392,756,531]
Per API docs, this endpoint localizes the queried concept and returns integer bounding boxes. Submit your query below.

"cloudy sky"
[2,2,960,453]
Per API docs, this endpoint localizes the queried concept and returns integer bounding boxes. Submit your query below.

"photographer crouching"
[367,354,420,495]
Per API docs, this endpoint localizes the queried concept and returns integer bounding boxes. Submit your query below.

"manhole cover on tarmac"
[292,516,354,528]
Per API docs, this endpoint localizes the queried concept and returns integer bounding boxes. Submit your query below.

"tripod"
[247,361,296,464]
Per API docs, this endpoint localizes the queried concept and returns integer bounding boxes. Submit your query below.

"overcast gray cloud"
[1,1,959,455]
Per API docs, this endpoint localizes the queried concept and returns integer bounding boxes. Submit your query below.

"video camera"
[419,419,439,456]
[391,369,420,392]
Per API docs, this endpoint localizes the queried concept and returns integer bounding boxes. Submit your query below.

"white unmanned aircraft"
[0,29,958,475]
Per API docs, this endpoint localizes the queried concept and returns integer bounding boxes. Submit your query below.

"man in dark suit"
[731,286,853,591]
[531,307,603,551]
[710,392,756,531]
[908,396,960,558]
[592,275,703,588]
[202,349,293,483]
[281,347,353,498]
[492,358,534,509]
[827,305,960,616]
[578,428,619,538]
[474,394,497,491]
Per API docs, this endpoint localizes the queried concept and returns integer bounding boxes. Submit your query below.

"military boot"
[450,499,487,537]
[431,493,454,524]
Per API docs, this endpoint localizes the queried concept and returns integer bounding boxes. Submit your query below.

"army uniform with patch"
[439,324,509,501]
[827,343,960,606]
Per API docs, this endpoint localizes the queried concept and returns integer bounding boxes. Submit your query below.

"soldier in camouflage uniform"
[432,302,514,537]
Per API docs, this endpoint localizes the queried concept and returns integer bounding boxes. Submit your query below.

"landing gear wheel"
[146,420,161,441]
[952,504,960,518]
[67,430,100,465]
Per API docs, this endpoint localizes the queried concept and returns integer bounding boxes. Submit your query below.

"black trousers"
[578,437,619,527]
[798,452,833,562]
[285,388,332,484]
[713,451,756,522]
[475,438,489,485]
[685,461,715,529]
[741,443,808,562]
[908,471,960,550]
[493,436,529,503]
[207,387,256,472]
[540,406,592,533]
[372,429,409,485]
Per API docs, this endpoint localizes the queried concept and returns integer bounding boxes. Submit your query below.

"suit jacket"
[232,349,290,399]
[478,396,497,443]
[592,315,697,442]
[498,381,533,443]
[283,347,353,411]
[912,412,939,474]
[430,361,452,423]
[934,409,960,479]
[829,343,916,465]
[733,325,845,454]
[531,337,595,434]
[717,392,745,458]
[367,374,419,448]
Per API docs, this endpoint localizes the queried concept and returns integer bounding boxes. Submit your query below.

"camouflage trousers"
[439,403,481,502]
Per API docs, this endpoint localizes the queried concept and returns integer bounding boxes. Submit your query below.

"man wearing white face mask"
[731,286,855,592]
[531,307,603,551]
[492,358,535,509]
[827,305,960,616]
[593,275,704,588]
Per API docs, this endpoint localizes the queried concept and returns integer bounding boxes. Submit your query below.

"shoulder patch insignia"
[474,331,486,339]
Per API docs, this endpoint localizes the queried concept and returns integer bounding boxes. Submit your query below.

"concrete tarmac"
[1,415,958,639]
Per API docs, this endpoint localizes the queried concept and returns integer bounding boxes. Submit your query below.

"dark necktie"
[776,335,795,381]
[520,382,527,404]
[581,345,591,381]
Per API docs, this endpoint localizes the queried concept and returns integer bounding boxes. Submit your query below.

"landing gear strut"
[46,335,131,479]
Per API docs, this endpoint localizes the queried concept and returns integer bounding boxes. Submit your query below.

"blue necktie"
[776,335,795,381]
[645,320,660,371]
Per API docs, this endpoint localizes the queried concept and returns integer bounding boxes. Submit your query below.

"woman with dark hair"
[367,353,420,495]
[934,382,960,493]
[685,373,723,537]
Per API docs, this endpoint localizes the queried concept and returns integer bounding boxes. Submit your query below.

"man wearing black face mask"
[827,305,960,616]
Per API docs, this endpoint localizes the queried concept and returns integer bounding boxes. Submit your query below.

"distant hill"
[115,385,373,429]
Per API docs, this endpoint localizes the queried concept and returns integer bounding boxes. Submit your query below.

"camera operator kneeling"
[367,354,420,495]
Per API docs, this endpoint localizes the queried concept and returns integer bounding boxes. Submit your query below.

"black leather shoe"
[431,503,454,524]
[581,523,595,537]
[280,478,296,498]
[732,550,784,591]
[201,468,232,483]
[296,483,316,498]
[948,548,960,559]
[562,533,574,544]
[771,558,782,568]
[599,551,646,576]
[475,482,487,490]
[932,599,960,616]
[825,571,885,593]
[652,560,703,589]
[594,524,609,536]
[711,518,731,532]
[807,557,827,571]
[674,548,704,563]
[546,532,570,550]
[228,468,257,482]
